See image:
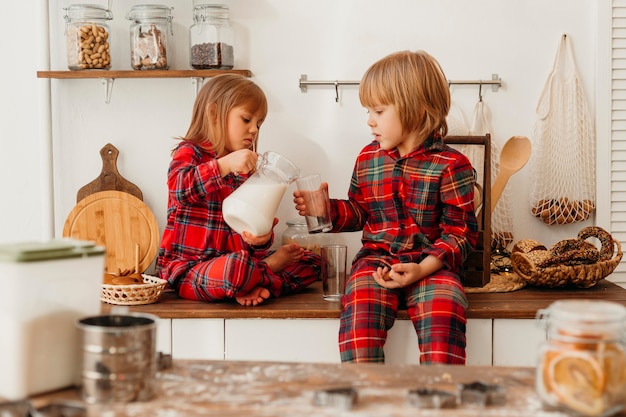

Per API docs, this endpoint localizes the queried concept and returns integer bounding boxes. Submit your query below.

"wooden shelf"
[37,69,252,79]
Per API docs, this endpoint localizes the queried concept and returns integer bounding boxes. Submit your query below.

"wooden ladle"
[490,136,531,214]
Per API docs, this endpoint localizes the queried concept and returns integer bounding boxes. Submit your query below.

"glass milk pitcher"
[223,152,299,236]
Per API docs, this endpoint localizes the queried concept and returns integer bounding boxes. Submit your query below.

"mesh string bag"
[529,34,596,225]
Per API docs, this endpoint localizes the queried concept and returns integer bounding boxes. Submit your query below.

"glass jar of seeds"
[127,4,173,70]
[64,4,113,70]
[189,4,234,69]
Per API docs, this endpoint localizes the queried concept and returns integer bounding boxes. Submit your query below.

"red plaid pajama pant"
[178,250,321,301]
[339,255,468,364]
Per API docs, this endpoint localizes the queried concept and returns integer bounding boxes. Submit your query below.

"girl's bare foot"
[235,286,271,306]
[264,243,304,272]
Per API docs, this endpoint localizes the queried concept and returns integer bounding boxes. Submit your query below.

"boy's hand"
[241,218,279,246]
[374,263,422,289]
[293,182,329,217]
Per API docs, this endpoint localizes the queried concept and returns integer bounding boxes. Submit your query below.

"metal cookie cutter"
[457,381,506,406]
[408,388,457,409]
[313,387,358,410]
[33,400,87,417]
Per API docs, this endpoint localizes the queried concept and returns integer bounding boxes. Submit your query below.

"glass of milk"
[295,174,333,233]
[223,151,300,236]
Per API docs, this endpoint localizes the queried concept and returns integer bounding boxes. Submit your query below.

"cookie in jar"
[127,5,173,70]
[64,4,113,70]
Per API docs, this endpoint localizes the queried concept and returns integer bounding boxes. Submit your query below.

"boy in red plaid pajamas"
[294,51,478,363]
[157,74,320,306]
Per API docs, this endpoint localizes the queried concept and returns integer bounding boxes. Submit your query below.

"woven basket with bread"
[510,226,622,288]
[102,269,167,305]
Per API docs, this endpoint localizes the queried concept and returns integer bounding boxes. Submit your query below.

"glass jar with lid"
[126,5,173,70]
[283,219,325,255]
[535,300,626,417]
[189,4,234,69]
[64,4,113,70]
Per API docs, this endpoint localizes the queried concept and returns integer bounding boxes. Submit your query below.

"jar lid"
[286,218,307,226]
[537,299,626,340]
[193,4,230,20]
[64,4,113,20]
[127,4,173,21]
[544,299,626,323]
[194,4,229,11]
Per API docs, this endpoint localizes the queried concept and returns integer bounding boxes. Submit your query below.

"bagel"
[540,239,600,267]
[578,226,614,261]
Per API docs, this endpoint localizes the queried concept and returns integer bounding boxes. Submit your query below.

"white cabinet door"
[172,318,225,360]
[466,319,492,366]
[385,320,420,364]
[493,319,546,366]
[225,319,341,363]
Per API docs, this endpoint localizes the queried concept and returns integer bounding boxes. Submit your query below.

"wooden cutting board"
[62,190,159,273]
[76,143,143,203]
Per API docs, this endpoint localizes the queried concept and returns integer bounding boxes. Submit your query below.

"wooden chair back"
[444,135,492,287]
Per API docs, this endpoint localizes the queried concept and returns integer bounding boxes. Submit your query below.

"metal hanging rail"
[299,73,503,102]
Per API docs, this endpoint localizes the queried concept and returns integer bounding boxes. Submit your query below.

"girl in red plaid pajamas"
[294,51,478,363]
[157,74,320,307]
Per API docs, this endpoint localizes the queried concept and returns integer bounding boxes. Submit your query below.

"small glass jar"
[189,4,234,69]
[64,4,113,70]
[283,219,324,255]
[535,300,626,417]
[126,5,173,70]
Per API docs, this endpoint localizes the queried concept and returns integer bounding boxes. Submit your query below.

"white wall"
[2,0,599,271]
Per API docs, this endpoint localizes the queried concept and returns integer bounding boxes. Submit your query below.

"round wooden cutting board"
[63,190,160,273]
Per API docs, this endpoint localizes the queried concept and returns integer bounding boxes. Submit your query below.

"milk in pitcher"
[223,151,299,236]
[223,178,287,236]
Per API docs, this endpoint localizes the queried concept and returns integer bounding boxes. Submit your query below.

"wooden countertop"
[101,279,626,320]
[26,359,626,416]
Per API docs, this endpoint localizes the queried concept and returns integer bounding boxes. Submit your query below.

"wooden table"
[27,359,626,416]
[102,280,626,320]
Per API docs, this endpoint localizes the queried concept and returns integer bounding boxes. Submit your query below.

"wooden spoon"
[490,136,531,214]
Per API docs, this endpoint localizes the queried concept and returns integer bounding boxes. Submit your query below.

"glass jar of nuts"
[64,4,113,70]
[189,4,234,69]
[283,219,324,255]
[127,5,173,70]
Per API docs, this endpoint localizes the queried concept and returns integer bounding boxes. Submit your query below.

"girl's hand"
[241,218,279,246]
[373,262,422,289]
[218,149,258,177]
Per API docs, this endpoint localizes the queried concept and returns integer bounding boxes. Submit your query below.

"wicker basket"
[511,239,623,288]
[101,274,167,305]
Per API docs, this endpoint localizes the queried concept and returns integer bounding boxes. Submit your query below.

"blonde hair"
[359,50,450,140]
[181,74,268,156]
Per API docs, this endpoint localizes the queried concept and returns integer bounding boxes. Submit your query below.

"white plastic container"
[0,239,105,400]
